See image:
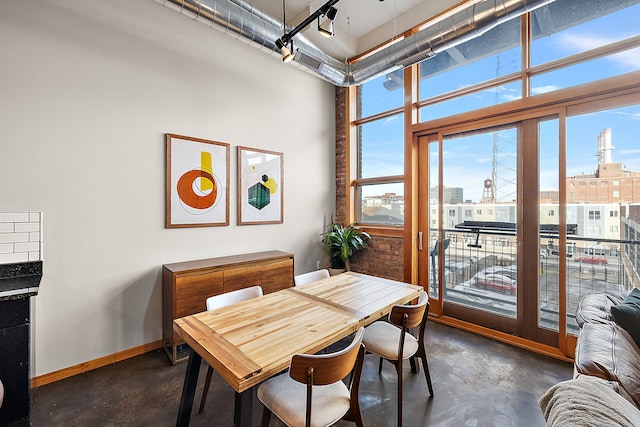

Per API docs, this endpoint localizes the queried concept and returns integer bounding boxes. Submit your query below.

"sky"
[359,1,640,202]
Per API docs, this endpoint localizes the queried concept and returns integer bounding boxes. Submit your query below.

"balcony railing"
[429,227,640,334]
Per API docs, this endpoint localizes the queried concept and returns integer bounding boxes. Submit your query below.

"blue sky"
[360,2,640,202]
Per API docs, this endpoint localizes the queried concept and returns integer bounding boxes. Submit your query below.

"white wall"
[0,0,335,376]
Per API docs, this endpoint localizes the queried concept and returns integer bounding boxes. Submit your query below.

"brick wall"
[335,87,347,225]
[349,236,404,280]
[335,87,404,281]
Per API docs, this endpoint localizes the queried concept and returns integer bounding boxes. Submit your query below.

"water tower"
[482,178,494,203]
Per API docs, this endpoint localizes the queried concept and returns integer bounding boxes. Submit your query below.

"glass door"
[418,119,562,343]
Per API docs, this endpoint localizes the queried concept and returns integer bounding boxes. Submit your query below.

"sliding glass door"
[419,119,562,343]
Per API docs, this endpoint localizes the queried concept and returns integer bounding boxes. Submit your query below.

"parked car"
[574,256,608,265]
[472,265,517,282]
[474,274,517,295]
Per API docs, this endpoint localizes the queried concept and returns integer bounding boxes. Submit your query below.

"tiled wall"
[0,212,43,264]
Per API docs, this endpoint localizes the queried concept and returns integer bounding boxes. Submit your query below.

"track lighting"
[275,38,295,62]
[274,0,340,63]
[318,6,338,37]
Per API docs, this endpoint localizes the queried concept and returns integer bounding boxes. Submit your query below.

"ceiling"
[157,0,551,86]
[250,0,464,61]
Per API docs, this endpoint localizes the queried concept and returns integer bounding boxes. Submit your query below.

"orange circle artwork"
[177,169,217,209]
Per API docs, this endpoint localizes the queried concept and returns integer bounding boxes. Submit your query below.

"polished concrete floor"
[20,322,572,426]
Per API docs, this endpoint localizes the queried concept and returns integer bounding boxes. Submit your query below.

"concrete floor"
[19,322,572,426]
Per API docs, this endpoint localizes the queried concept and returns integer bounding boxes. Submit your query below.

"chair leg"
[345,399,365,427]
[198,366,214,413]
[421,353,434,397]
[261,407,272,427]
[409,356,419,374]
[396,360,403,427]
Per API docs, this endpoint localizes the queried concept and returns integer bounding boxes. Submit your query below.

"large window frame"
[345,1,640,359]
[350,3,640,233]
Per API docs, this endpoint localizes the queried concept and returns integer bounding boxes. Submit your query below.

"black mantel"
[0,260,42,425]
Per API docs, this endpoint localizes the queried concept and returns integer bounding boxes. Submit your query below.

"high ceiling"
[250,0,465,61]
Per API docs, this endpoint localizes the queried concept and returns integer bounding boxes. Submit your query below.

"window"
[349,0,640,358]
[358,73,404,119]
[588,225,602,235]
[530,2,640,93]
[613,190,620,197]
[419,17,521,118]
[357,183,404,225]
[354,74,405,225]
[358,114,404,179]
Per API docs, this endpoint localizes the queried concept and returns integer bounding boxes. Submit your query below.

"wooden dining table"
[174,271,423,427]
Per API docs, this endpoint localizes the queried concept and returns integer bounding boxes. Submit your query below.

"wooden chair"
[198,285,263,413]
[257,327,366,427]
[362,291,433,427]
[294,268,330,286]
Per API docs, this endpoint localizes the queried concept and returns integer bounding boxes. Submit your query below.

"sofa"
[539,289,640,426]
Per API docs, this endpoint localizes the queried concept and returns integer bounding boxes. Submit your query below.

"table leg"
[176,348,202,427]
[233,388,253,427]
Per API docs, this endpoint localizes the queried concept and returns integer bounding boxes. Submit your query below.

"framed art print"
[237,146,283,225]
[166,133,230,228]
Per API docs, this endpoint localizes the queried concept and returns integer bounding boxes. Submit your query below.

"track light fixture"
[318,6,338,37]
[275,0,340,63]
[275,37,295,62]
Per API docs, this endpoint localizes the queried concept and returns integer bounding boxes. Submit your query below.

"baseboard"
[31,340,163,388]
[430,315,574,363]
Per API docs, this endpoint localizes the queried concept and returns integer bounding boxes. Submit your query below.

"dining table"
[174,271,423,427]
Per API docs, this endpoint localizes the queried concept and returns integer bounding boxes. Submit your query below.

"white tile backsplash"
[0,212,42,265]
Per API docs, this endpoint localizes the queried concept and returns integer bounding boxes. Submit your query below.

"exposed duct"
[156,0,555,87]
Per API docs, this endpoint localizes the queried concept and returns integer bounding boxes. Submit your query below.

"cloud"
[618,148,640,156]
[559,33,640,69]
[532,85,559,95]
[382,115,399,125]
[613,111,640,121]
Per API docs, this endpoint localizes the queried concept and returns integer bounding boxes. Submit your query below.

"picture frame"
[237,146,284,225]
[166,133,230,228]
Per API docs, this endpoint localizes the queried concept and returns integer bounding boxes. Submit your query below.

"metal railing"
[428,227,640,334]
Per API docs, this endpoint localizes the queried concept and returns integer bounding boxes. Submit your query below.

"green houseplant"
[322,223,370,271]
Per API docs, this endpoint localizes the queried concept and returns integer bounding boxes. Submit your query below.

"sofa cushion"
[539,376,640,427]
[575,291,629,327]
[611,288,640,348]
[574,322,640,408]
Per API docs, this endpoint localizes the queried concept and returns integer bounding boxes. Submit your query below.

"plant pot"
[328,268,346,276]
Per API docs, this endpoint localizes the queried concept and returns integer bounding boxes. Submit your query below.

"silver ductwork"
[156,0,555,86]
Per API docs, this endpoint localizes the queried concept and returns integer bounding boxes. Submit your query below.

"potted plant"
[322,223,370,274]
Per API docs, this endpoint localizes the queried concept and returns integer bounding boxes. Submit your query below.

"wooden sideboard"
[162,250,294,364]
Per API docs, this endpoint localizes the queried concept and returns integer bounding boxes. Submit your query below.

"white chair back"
[206,285,263,311]
[294,269,330,286]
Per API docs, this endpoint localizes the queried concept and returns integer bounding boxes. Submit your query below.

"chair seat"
[257,373,350,427]
[363,321,419,361]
